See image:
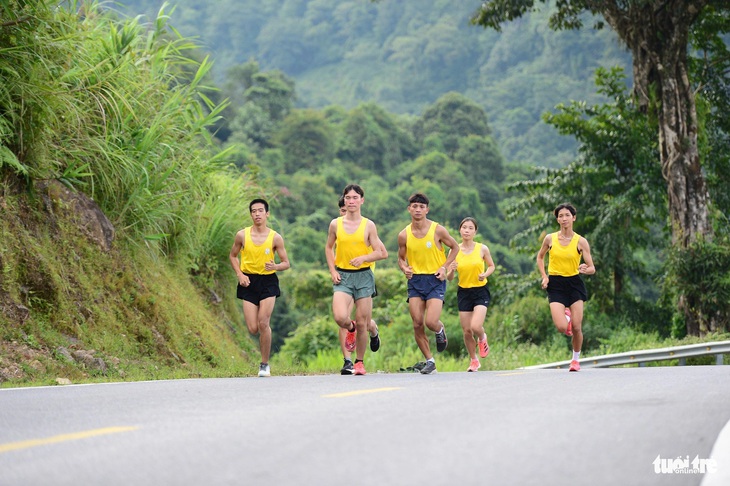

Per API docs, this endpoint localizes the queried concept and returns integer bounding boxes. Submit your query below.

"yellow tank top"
[548,232,581,277]
[240,227,277,275]
[455,245,487,288]
[335,217,373,270]
[406,222,446,274]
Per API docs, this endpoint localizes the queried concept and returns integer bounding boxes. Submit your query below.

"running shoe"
[420,360,437,374]
[354,361,366,375]
[435,326,448,353]
[565,309,573,336]
[478,336,490,358]
[345,320,356,352]
[412,361,427,372]
[370,332,381,352]
[467,358,481,372]
[340,359,354,375]
[258,363,271,377]
[569,360,580,372]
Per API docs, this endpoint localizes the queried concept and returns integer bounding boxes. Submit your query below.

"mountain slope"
[113,0,632,167]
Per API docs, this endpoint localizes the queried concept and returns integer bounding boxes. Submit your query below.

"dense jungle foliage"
[1,1,729,385]
[113,0,633,169]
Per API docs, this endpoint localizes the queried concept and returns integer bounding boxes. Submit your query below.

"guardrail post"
[678,358,686,366]
[717,354,724,365]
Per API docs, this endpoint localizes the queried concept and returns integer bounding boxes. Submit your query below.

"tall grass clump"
[2,1,258,278]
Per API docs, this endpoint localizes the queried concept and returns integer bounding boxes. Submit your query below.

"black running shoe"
[370,333,380,352]
[435,326,448,353]
[413,361,427,372]
[340,359,354,375]
[420,360,437,374]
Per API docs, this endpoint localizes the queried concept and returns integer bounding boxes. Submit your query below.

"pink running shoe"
[565,309,573,336]
[345,320,356,352]
[467,358,481,372]
[478,336,490,358]
[569,360,580,372]
[354,361,366,375]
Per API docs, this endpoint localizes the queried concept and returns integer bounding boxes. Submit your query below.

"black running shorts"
[236,273,280,305]
[545,274,587,307]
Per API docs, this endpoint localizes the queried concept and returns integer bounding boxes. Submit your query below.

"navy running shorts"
[407,274,446,301]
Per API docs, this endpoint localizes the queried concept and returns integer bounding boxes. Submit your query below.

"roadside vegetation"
[1,2,728,387]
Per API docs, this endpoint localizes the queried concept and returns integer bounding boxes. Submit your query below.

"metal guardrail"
[519,340,730,370]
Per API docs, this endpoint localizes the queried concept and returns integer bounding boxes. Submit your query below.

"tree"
[336,103,417,176]
[473,0,728,335]
[273,109,335,173]
[226,68,296,150]
[508,68,666,315]
[413,91,491,156]
[454,134,505,207]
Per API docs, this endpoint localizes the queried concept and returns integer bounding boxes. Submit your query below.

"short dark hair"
[342,184,364,198]
[338,196,345,208]
[249,198,269,212]
[408,193,429,206]
[459,217,478,231]
[553,203,576,218]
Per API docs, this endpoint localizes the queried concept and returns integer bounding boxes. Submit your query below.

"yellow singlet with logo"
[455,245,487,288]
[335,217,373,270]
[547,232,581,277]
[406,222,446,274]
[240,227,277,275]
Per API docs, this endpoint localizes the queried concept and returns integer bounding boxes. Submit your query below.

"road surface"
[1,366,728,485]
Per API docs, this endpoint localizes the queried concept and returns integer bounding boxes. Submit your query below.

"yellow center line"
[323,387,402,398]
[496,372,527,377]
[0,426,139,454]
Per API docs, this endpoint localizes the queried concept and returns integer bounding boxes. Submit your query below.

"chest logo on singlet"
[265,248,271,255]
[426,242,432,248]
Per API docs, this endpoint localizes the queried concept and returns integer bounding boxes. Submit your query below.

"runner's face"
[459,221,476,239]
[556,208,575,228]
[250,203,268,224]
[408,202,428,219]
[343,190,363,213]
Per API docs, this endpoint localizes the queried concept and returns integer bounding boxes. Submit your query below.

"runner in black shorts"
[536,203,595,372]
[229,198,290,377]
[237,273,281,304]
[446,217,496,372]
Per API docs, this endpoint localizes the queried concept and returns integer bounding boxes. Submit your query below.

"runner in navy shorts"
[407,274,447,302]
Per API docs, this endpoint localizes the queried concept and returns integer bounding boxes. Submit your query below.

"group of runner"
[228,185,595,377]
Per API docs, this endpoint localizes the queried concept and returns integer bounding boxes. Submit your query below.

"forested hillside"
[113,0,632,168]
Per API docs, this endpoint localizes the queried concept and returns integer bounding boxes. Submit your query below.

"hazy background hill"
[112,0,632,168]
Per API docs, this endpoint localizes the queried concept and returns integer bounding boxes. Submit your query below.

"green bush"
[486,294,554,345]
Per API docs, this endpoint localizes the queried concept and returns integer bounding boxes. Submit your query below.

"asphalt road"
[1,366,729,486]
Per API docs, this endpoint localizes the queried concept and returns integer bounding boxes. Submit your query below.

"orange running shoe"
[345,320,356,352]
[478,336,490,358]
[569,360,580,372]
[354,361,366,375]
[467,358,481,372]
